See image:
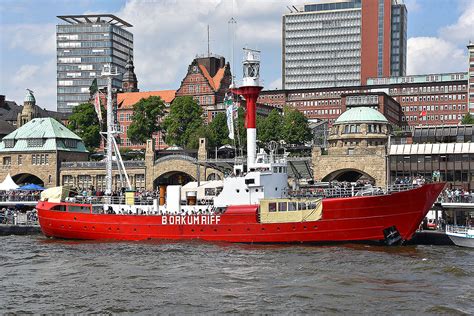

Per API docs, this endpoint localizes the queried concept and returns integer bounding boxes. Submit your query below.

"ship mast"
[101,64,132,195]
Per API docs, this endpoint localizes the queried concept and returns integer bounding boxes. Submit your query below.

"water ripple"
[0,236,473,314]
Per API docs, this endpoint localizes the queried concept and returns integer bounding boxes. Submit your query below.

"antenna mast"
[207,24,210,57]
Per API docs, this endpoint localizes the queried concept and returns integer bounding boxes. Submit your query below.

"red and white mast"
[232,48,263,170]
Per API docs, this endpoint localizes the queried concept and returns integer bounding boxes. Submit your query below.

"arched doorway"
[153,171,195,188]
[322,169,375,184]
[12,173,45,186]
[206,173,221,181]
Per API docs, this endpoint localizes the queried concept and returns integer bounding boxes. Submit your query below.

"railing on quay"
[61,161,145,169]
[0,195,40,202]
[0,210,38,226]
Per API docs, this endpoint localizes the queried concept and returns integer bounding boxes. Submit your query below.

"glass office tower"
[282,0,407,90]
[56,15,133,113]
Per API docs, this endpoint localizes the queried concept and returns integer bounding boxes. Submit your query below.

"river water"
[0,235,473,314]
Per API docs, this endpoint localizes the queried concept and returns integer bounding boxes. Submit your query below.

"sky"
[0,0,473,111]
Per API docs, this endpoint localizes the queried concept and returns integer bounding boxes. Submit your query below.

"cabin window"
[51,205,66,212]
[92,206,103,214]
[68,206,90,213]
[278,202,287,212]
[288,202,297,211]
[269,202,277,212]
[298,202,307,210]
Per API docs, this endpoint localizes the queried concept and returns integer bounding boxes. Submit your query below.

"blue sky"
[1,0,473,110]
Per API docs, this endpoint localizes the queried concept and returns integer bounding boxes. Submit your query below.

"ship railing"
[386,183,418,193]
[68,195,155,206]
[446,224,471,234]
[290,183,418,199]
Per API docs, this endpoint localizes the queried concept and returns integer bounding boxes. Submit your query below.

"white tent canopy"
[0,174,19,191]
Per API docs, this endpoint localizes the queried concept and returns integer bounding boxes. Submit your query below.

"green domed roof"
[335,107,388,124]
[24,89,36,103]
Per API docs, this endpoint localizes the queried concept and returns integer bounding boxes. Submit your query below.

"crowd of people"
[0,190,41,202]
[393,175,427,186]
[0,208,38,225]
[438,188,474,203]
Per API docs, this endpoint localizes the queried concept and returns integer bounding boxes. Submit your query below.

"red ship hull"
[37,183,444,244]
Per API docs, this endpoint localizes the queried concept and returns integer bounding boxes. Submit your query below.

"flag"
[89,78,98,96]
[93,92,103,122]
[224,95,234,140]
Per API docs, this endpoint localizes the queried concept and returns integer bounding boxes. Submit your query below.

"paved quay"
[0,224,41,236]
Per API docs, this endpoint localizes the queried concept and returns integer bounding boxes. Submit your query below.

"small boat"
[446,225,474,248]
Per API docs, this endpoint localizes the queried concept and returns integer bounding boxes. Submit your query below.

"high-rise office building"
[468,42,474,113]
[282,0,407,90]
[56,15,133,113]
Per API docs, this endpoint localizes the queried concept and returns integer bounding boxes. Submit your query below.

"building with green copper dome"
[0,117,88,188]
[313,106,390,186]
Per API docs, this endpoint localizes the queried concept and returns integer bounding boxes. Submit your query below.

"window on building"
[3,157,11,165]
[27,139,44,147]
[4,139,14,148]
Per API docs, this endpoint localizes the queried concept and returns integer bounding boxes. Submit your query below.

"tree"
[67,103,101,152]
[258,109,283,144]
[281,107,312,145]
[235,106,247,150]
[208,112,231,148]
[461,113,474,125]
[127,96,165,144]
[162,96,204,148]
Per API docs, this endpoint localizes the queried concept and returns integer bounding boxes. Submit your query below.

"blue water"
[1,235,473,314]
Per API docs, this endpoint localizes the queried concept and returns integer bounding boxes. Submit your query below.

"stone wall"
[312,146,387,186]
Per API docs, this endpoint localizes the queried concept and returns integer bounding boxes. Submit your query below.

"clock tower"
[122,55,139,92]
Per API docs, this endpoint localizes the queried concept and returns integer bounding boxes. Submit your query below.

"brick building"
[176,55,232,122]
[258,71,469,131]
[116,90,176,150]
[468,42,474,112]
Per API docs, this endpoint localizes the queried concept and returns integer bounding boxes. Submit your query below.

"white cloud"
[116,0,305,91]
[403,0,421,13]
[9,58,57,110]
[407,37,466,75]
[268,77,282,90]
[12,65,41,85]
[439,1,474,44]
[407,1,473,75]
[3,23,56,56]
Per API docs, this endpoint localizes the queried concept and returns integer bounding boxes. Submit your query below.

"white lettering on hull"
[161,215,221,225]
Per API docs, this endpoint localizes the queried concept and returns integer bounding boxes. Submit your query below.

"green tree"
[162,96,204,148]
[258,109,283,144]
[235,106,247,150]
[67,103,101,152]
[208,112,231,148]
[281,107,312,145]
[461,113,474,125]
[127,96,165,144]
